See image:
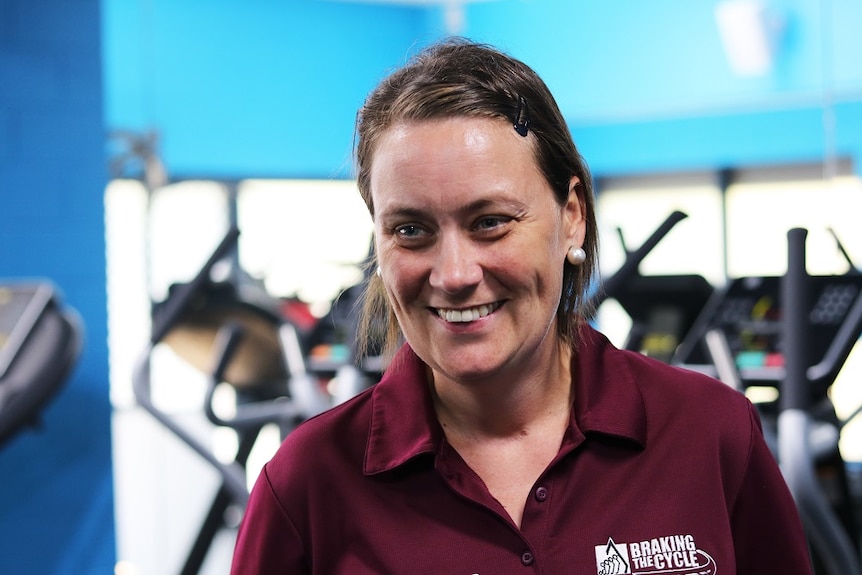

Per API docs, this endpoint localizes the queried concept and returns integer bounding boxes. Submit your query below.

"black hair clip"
[514,95,530,137]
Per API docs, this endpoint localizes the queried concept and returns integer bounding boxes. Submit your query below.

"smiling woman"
[369,118,583,391]
[230,38,814,575]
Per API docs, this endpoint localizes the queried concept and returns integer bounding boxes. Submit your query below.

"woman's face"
[370,117,585,384]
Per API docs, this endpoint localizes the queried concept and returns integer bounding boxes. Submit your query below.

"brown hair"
[354,38,598,362]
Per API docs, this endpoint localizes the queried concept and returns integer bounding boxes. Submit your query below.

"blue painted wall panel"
[103,0,432,178]
[0,1,115,573]
[573,105,836,176]
[103,0,862,178]
[436,0,862,176]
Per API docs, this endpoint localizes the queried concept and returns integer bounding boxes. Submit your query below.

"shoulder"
[264,344,433,493]
[581,325,753,424]
[265,385,375,490]
[607,344,775,512]
[620,347,763,467]
[582,324,760,449]
[629,349,752,418]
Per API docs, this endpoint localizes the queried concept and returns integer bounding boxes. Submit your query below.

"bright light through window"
[597,178,725,283]
[237,179,373,314]
[726,176,862,277]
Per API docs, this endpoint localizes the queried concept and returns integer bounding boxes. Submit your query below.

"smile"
[435,302,502,323]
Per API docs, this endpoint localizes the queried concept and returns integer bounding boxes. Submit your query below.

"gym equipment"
[132,225,376,575]
[0,282,83,450]
[674,229,862,575]
[592,210,714,362]
[596,212,862,572]
[781,229,862,575]
[302,244,384,402]
[674,273,862,402]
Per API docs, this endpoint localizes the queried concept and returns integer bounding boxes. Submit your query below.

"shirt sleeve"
[230,463,308,575]
[730,402,813,574]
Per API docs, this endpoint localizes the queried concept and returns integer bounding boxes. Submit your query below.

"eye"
[473,215,512,235]
[475,216,504,229]
[392,223,434,247]
[395,224,425,238]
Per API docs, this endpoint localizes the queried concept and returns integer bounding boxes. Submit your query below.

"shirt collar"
[363,344,441,475]
[363,326,646,475]
[571,325,647,447]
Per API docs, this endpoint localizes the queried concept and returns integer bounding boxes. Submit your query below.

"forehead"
[375,116,529,158]
[369,117,544,214]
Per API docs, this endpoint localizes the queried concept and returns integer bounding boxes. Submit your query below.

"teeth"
[437,303,498,323]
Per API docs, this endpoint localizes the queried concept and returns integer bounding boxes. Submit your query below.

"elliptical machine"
[591,210,714,363]
[131,225,380,574]
[674,228,862,575]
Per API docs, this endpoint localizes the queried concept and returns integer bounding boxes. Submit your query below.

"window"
[726,166,862,277]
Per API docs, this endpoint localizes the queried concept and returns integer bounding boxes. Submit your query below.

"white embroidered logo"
[595,538,630,574]
[595,535,716,575]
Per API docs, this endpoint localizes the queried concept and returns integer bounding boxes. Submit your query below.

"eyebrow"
[377,196,526,223]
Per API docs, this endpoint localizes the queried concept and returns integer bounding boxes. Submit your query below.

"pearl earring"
[376,266,382,278]
[567,246,586,266]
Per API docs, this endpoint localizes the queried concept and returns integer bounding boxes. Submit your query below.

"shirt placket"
[436,443,545,571]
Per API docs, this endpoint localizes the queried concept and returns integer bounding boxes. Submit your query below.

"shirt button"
[521,551,534,566]
[534,486,548,502]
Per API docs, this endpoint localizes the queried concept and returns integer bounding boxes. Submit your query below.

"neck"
[429,341,573,440]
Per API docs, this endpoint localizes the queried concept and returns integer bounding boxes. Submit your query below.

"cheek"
[380,255,427,304]
[512,226,568,272]
[515,235,567,296]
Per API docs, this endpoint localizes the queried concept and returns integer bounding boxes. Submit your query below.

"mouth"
[435,301,502,323]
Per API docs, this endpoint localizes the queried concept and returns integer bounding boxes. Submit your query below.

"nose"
[428,234,482,294]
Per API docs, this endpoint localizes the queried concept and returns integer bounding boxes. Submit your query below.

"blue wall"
[0,0,115,573]
[459,0,862,177]
[102,0,434,178]
[103,0,862,179]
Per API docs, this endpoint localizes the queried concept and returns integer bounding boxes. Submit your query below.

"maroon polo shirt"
[231,326,812,574]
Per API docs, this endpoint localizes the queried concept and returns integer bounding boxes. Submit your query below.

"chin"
[415,340,513,382]
[433,357,507,383]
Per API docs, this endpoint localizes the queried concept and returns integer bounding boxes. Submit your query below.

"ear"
[563,176,586,247]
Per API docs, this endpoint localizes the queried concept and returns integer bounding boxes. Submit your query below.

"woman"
[232,39,812,574]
